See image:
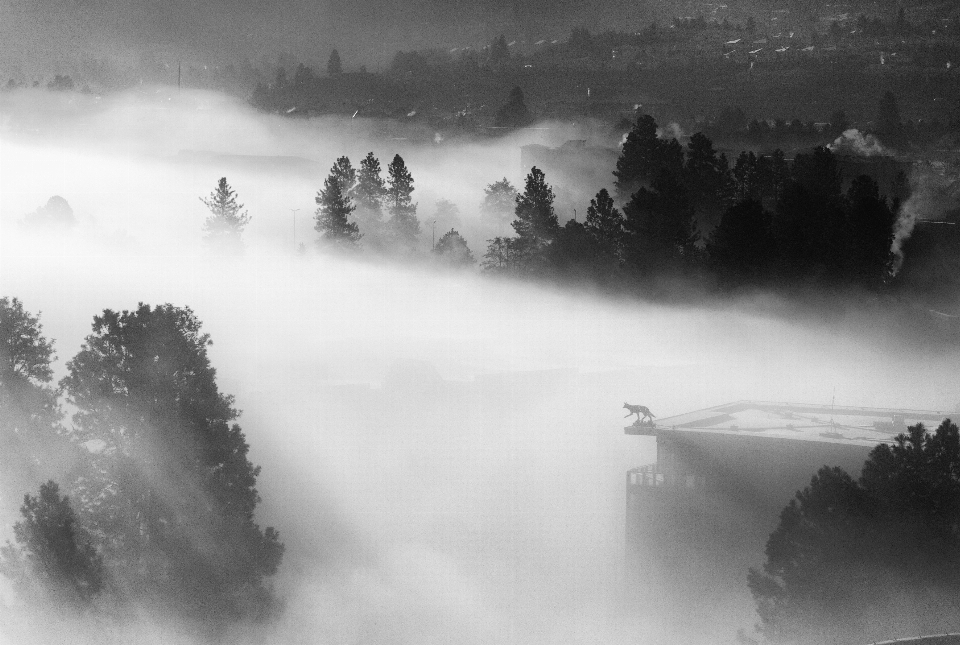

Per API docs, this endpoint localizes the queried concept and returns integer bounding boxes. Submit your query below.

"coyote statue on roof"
[624,403,655,424]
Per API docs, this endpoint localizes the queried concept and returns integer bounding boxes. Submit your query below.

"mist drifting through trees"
[2,81,960,645]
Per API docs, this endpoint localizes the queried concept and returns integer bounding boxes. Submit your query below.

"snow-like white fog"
[2,87,958,645]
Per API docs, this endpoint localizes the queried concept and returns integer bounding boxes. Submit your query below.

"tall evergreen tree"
[615,115,660,200]
[200,178,252,253]
[329,156,357,198]
[684,132,730,216]
[386,154,421,253]
[623,171,700,277]
[512,167,558,244]
[354,152,388,249]
[315,166,362,251]
[327,49,343,76]
[60,304,284,625]
[584,188,625,266]
[614,114,684,201]
[356,152,387,215]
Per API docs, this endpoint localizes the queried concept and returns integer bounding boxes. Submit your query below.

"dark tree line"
[482,114,903,298]
[0,298,283,633]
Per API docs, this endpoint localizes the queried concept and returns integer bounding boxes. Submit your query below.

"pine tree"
[315,166,362,251]
[614,114,684,201]
[329,156,357,198]
[200,178,251,253]
[584,188,625,265]
[353,152,388,251]
[327,49,343,76]
[623,171,700,277]
[684,132,729,216]
[432,229,475,267]
[748,420,960,645]
[356,152,387,215]
[386,154,420,253]
[0,481,104,608]
[512,167,558,243]
[61,304,284,625]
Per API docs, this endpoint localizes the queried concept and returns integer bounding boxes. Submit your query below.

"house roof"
[626,400,958,448]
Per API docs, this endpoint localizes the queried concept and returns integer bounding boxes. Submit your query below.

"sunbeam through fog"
[2,85,960,645]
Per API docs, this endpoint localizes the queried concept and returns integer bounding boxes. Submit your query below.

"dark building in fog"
[624,401,958,636]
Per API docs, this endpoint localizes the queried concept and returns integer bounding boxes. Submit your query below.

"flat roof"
[626,401,959,448]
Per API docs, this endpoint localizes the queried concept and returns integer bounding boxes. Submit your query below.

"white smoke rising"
[828,128,888,156]
[890,164,960,275]
[656,121,685,141]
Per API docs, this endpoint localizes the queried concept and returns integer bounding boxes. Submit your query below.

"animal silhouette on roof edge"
[624,403,655,425]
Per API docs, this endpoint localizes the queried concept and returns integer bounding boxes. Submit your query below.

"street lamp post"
[290,208,300,251]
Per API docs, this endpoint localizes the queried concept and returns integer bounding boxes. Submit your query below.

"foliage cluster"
[749,420,960,644]
[0,298,283,634]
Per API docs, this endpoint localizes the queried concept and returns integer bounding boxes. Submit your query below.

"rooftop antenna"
[573,208,577,222]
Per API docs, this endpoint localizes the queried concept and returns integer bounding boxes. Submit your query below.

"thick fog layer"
[2,88,959,645]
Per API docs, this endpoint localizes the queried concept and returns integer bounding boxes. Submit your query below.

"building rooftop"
[626,400,959,448]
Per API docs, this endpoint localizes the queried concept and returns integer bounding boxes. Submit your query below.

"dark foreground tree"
[200,178,252,253]
[61,304,284,626]
[748,420,960,645]
[0,481,103,608]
